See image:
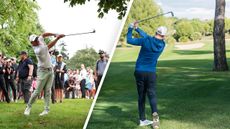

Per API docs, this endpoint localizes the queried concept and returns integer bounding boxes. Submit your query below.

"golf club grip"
[137,12,173,23]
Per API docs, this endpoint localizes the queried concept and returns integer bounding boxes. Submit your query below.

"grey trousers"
[19,78,32,103]
[27,68,54,111]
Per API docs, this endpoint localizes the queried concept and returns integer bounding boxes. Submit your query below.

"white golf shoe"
[139,119,153,126]
[39,110,49,116]
[24,106,31,116]
[152,112,160,129]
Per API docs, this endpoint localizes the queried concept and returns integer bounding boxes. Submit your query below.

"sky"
[37,0,124,57]
[155,0,230,20]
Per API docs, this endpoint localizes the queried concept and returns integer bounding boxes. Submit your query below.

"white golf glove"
[129,22,138,29]
[129,23,134,28]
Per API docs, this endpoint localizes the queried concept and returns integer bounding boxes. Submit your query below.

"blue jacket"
[126,27,165,73]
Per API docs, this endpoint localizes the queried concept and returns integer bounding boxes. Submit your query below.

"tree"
[213,0,228,71]
[66,48,98,69]
[174,20,194,41]
[120,0,165,46]
[0,0,43,59]
[63,0,130,19]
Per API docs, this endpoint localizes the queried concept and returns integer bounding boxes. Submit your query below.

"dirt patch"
[175,43,205,50]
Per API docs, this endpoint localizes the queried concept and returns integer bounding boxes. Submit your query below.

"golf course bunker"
[175,43,205,50]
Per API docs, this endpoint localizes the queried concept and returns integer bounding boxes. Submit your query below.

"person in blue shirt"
[127,21,167,128]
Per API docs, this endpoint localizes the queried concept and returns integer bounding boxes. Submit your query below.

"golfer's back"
[135,36,165,73]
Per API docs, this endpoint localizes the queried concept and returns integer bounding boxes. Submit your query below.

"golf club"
[137,11,174,23]
[65,29,96,36]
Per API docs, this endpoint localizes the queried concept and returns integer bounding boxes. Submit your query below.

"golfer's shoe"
[39,110,49,116]
[139,119,153,126]
[24,106,31,116]
[152,112,160,129]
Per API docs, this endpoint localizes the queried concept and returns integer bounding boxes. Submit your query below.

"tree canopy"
[0,0,43,58]
[66,48,99,69]
[63,0,130,19]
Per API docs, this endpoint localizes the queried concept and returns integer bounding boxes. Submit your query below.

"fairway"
[87,40,230,129]
[0,99,92,129]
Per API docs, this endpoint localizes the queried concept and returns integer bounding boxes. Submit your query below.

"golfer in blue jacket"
[127,21,167,128]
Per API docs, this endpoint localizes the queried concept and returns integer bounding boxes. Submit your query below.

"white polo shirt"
[32,36,52,68]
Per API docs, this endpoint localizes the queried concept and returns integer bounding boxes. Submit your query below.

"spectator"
[4,59,17,102]
[16,51,34,104]
[64,77,76,99]
[95,50,108,90]
[80,64,87,98]
[0,54,10,103]
[54,54,67,103]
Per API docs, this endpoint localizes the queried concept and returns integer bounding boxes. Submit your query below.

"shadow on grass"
[88,59,230,129]
[173,50,213,55]
[173,50,230,55]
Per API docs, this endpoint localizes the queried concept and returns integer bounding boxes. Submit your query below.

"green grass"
[0,99,92,129]
[87,40,230,129]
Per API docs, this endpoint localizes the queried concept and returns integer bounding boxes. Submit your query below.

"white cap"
[156,26,167,36]
[57,54,63,57]
[29,34,38,42]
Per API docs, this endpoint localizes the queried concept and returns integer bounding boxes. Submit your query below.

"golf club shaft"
[137,11,174,23]
[65,30,95,36]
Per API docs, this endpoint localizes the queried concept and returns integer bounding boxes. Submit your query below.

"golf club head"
[92,29,96,33]
[169,11,174,17]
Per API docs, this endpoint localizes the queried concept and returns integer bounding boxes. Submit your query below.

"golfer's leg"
[43,72,54,111]
[51,79,56,103]
[27,72,45,107]
[146,73,158,113]
[134,71,146,121]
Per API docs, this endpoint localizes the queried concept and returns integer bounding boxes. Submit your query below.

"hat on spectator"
[20,51,28,55]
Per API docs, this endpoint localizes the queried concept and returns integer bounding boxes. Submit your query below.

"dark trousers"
[19,78,32,103]
[5,79,17,101]
[134,71,157,121]
[96,75,103,91]
[80,79,86,98]
[51,79,56,103]
[0,75,10,103]
[65,87,76,99]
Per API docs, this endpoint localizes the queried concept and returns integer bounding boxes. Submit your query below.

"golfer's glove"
[129,23,138,29]
[129,23,134,28]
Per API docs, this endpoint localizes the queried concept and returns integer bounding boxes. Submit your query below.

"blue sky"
[155,0,230,20]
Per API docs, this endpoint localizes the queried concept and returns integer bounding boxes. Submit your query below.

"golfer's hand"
[57,34,65,39]
[134,21,138,28]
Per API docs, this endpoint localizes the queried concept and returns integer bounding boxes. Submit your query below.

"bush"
[190,32,202,41]
[179,36,189,43]
[166,37,176,44]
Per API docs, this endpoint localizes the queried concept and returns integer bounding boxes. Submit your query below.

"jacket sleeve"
[135,28,148,38]
[126,27,145,46]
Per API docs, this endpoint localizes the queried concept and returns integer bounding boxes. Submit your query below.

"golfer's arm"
[126,28,144,46]
[42,33,57,38]
[135,28,148,38]
[28,64,34,76]
[47,38,60,50]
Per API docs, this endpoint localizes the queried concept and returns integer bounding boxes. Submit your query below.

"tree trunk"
[213,0,229,71]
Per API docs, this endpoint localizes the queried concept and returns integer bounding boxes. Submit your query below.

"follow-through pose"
[24,33,65,116]
[127,22,167,128]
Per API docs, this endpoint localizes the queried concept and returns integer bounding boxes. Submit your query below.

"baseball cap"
[20,51,27,55]
[99,50,105,54]
[29,34,38,42]
[156,26,167,36]
[57,54,63,57]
